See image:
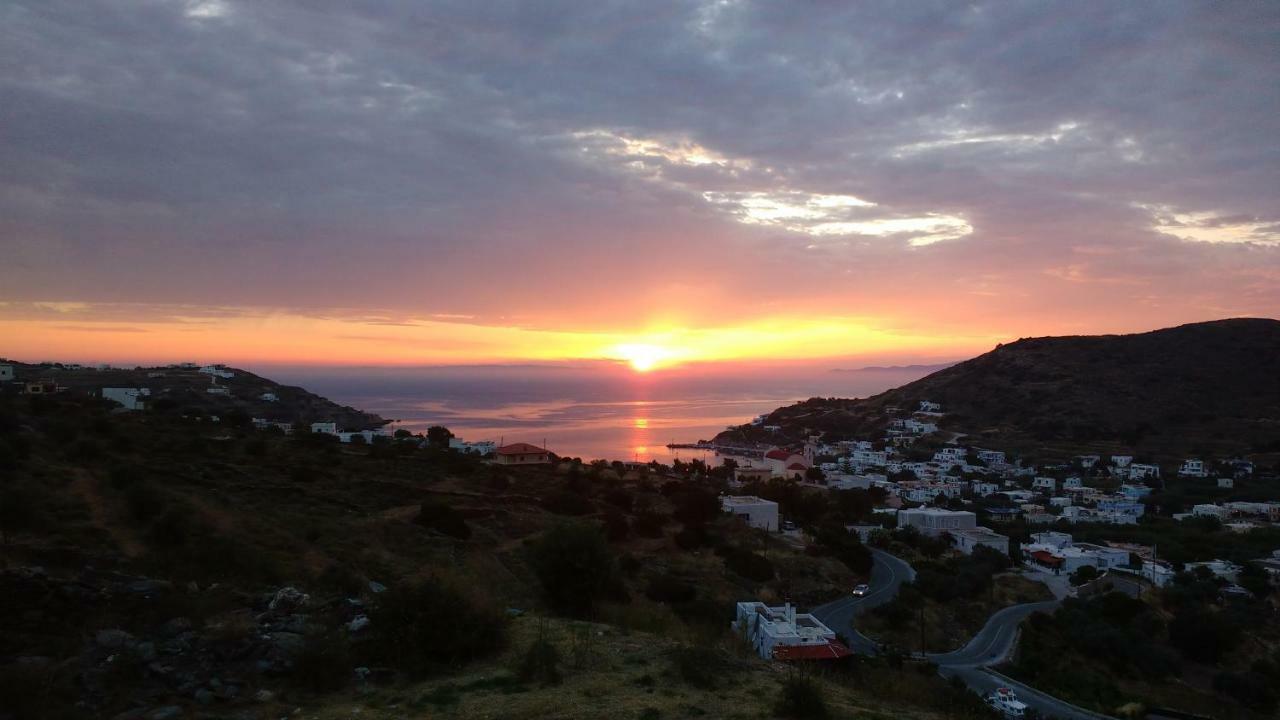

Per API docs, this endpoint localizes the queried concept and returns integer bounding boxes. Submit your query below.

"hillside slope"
[732,318,1280,459]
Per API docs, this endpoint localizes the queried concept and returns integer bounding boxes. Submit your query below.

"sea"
[265,364,941,463]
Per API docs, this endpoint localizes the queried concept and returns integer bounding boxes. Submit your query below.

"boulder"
[347,615,370,633]
[96,629,135,649]
[268,587,310,613]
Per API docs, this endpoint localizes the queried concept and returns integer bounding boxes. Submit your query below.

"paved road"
[808,551,1115,719]
[810,548,915,654]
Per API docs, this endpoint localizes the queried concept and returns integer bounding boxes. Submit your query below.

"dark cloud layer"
[2,0,1278,335]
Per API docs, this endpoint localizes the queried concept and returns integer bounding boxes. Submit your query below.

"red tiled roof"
[765,449,793,461]
[1030,550,1063,566]
[787,463,808,471]
[495,442,548,455]
[773,641,852,661]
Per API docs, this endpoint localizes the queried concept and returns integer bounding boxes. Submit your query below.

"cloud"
[0,0,1277,349]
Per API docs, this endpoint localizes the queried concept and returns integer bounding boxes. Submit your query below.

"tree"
[426,425,454,448]
[393,428,413,439]
[529,522,621,617]
[1069,565,1099,586]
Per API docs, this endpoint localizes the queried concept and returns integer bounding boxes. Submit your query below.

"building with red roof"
[493,442,553,465]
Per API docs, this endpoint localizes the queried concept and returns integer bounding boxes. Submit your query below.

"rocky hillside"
[724,318,1280,460]
[0,361,386,430]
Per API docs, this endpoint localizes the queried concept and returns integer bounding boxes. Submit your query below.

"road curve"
[807,549,1115,719]
[810,548,915,654]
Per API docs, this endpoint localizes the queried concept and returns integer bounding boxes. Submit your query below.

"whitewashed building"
[733,602,850,660]
[722,496,780,532]
[102,387,146,411]
[951,527,1009,556]
[897,507,977,536]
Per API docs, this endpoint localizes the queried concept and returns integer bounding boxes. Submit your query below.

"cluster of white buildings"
[897,507,1009,555]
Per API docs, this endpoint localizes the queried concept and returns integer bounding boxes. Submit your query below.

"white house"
[1111,455,1133,469]
[102,387,146,411]
[975,449,1006,465]
[850,449,888,467]
[1217,477,1234,489]
[449,438,498,455]
[1178,459,1208,478]
[1184,559,1242,583]
[310,422,338,435]
[918,400,942,413]
[1032,477,1057,492]
[1075,455,1100,469]
[898,507,977,536]
[722,496,780,532]
[951,527,1009,556]
[732,602,849,661]
[1192,503,1230,520]
[1062,477,1084,491]
[972,481,1000,497]
[1128,463,1161,481]
[206,386,230,396]
[0,364,14,382]
[198,365,235,379]
[259,392,279,402]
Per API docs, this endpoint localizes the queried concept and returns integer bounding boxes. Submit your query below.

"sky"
[2,1,1278,371]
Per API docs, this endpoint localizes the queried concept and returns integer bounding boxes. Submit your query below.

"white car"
[985,687,1027,718]
[851,583,870,597]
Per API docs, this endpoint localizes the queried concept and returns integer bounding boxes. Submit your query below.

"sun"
[614,343,669,372]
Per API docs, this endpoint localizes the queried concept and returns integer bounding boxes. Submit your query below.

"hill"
[722,318,1280,461]
[0,360,386,430]
[0,379,988,719]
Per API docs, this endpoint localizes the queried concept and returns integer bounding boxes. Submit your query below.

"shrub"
[722,547,774,582]
[290,633,353,692]
[669,645,720,689]
[541,490,595,516]
[633,510,668,538]
[415,502,471,539]
[775,671,828,719]
[517,632,562,686]
[645,575,697,604]
[367,579,508,677]
[529,522,622,617]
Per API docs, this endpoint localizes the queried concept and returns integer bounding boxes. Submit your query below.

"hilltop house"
[733,602,850,661]
[722,496,780,532]
[492,442,552,465]
[0,364,13,382]
[1178,459,1208,478]
[449,438,497,455]
[1128,463,1161,481]
[310,422,338,435]
[102,387,147,411]
[199,365,235,380]
[259,392,279,402]
[918,400,942,413]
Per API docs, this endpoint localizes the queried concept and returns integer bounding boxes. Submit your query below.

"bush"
[529,522,623,617]
[290,633,353,692]
[367,579,508,677]
[669,644,720,689]
[1213,671,1276,712]
[645,575,697,604]
[415,502,471,539]
[541,490,595,516]
[775,671,828,719]
[517,633,562,686]
[722,547,774,582]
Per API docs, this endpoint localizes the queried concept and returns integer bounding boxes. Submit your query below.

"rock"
[194,688,215,705]
[161,617,193,638]
[136,642,157,662]
[367,581,387,594]
[148,707,182,720]
[96,629,135,649]
[186,581,200,593]
[268,587,310,613]
[273,614,309,634]
[254,689,275,703]
[347,615,370,633]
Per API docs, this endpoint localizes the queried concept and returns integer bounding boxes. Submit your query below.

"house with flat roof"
[722,496,779,532]
[951,527,1009,556]
[732,602,851,661]
[897,507,977,536]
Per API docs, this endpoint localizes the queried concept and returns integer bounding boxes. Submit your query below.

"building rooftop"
[722,495,778,508]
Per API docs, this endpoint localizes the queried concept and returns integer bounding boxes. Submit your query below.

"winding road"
[810,550,1115,720]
